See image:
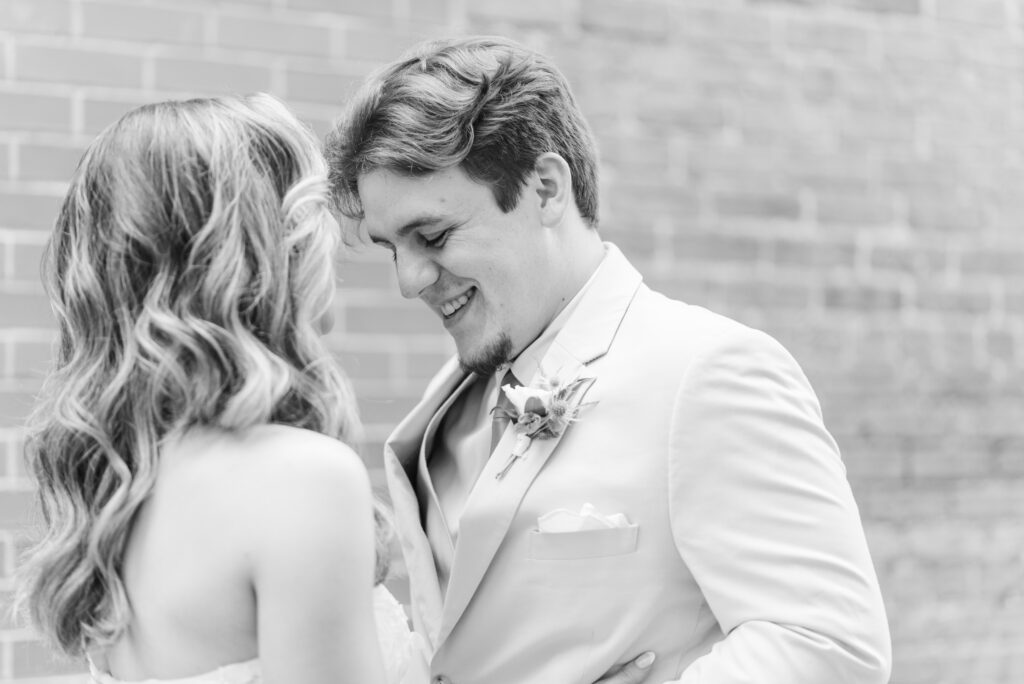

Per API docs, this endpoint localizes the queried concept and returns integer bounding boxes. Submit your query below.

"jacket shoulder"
[627,285,787,361]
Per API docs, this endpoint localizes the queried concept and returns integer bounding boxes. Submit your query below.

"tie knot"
[493,369,519,419]
[500,369,520,390]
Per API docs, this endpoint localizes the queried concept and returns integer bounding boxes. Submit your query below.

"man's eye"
[423,229,451,248]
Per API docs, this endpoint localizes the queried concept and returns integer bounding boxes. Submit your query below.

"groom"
[326,36,892,684]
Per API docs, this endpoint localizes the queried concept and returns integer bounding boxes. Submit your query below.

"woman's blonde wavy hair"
[17,93,369,657]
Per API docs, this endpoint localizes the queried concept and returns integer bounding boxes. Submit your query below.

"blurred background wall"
[0,0,1021,682]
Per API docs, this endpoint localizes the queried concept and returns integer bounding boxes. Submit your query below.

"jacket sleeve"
[666,327,892,684]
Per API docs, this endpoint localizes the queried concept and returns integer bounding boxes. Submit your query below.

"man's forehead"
[358,167,472,235]
[359,166,460,195]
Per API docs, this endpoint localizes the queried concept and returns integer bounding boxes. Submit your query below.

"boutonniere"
[492,370,596,480]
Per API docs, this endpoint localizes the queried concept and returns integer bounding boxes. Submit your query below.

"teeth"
[441,291,472,317]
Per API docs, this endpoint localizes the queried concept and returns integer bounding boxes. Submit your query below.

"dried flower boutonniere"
[492,370,596,480]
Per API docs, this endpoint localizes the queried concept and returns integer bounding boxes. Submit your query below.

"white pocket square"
[537,502,630,533]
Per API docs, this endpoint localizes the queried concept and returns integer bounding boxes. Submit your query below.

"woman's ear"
[532,152,572,227]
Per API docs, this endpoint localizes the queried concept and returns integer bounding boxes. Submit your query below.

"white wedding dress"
[89,586,428,684]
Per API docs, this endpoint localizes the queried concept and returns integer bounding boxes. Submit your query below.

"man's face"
[358,166,560,376]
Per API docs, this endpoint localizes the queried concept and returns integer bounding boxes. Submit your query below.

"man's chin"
[457,334,514,377]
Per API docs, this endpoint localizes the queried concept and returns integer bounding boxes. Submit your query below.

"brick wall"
[1,0,1021,682]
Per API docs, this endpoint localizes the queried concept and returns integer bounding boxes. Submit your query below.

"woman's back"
[98,426,259,677]
[93,424,381,682]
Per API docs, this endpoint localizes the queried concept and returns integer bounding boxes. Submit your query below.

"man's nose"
[395,249,440,299]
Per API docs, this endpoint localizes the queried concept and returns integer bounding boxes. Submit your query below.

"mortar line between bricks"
[0,639,10,680]
[2,41,12,83]
[1,236,12,285]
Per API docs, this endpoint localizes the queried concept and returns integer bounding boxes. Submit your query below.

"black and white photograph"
[0,1,1020,683]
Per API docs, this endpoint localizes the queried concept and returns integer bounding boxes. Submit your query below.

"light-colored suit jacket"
[384,245,891,684]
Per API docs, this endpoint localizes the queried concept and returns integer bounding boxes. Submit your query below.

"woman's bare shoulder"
[219,426,377,586]
[160,424,373,535]
[233,424,363,470]
[229,424,368,502]
[165,423,364,478]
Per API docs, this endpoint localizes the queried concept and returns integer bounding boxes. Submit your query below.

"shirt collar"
[497,246,609,387]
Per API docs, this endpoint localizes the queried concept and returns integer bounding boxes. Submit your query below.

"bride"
[16,93,424,684]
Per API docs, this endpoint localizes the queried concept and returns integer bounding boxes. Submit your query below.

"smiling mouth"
[440,288,475,318]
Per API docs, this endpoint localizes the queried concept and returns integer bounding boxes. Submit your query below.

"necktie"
[490,369,519,454]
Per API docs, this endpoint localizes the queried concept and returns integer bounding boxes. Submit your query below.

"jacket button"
[433,677,451,684]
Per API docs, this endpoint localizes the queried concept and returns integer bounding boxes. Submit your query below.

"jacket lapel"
[434,244,645,646]
[386,356,467,480]
[383,356,471,648]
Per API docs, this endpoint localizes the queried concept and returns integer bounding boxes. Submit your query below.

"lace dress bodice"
[90,659,261,684]
[89,586,426,684]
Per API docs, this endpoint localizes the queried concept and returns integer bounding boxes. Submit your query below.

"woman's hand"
[593,651,656,684]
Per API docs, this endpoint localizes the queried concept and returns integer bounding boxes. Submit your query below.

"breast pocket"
[528,524,639,560]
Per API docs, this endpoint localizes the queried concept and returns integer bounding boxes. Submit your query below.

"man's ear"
[533,152,572,227]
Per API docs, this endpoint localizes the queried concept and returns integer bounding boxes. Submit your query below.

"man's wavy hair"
[325,35,599,226]
[17,93,374,657]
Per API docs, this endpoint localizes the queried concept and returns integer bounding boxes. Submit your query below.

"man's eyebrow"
[397,214,446,237]
[369,215,446,246]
